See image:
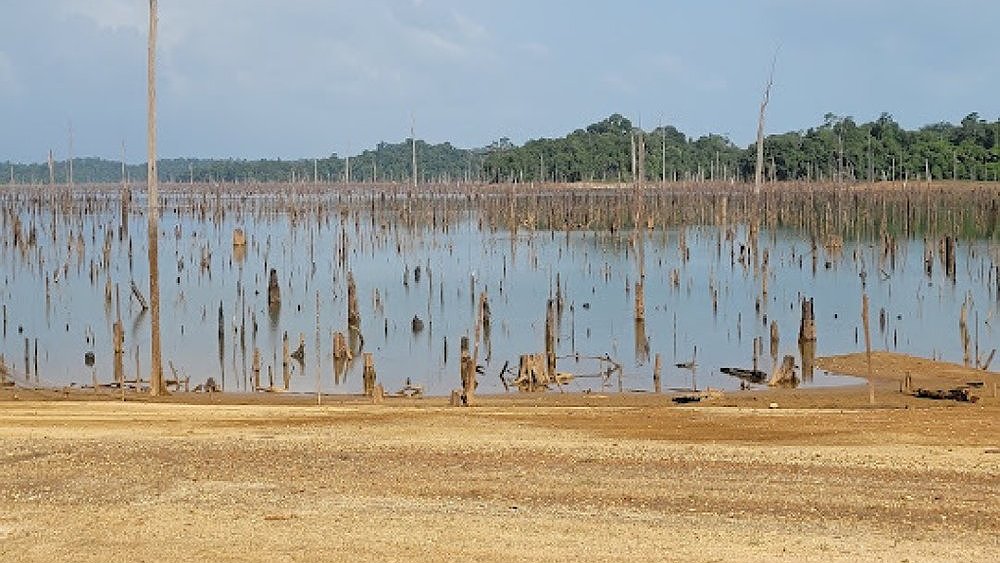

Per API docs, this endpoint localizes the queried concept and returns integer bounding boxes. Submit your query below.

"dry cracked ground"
[0,392,998,562]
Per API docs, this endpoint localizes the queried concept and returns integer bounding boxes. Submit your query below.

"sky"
[0,0,997,163]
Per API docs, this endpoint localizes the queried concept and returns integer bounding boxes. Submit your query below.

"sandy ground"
[1,353,998,562]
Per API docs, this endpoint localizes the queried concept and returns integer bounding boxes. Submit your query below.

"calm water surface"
[2,192,996,395]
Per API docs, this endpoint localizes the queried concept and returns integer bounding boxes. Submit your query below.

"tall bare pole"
[660,117,666,184]
[411,112,417,188]
[147,0,164,396]
[68,121,74,190]
[754,52,777,194]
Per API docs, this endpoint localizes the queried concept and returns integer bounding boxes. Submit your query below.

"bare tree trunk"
[147,0,164,396]
[68,121,74,191]
[862,293,874,405]
[411,113,417,188]
[754,54,777,194]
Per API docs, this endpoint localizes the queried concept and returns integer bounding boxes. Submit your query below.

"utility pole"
[147,0,164,396]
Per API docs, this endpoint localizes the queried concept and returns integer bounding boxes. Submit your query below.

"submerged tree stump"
[362,352,376,396]
[653,353,662,393]
[113,320,124,386]
[333,331,352,361]
[769,320,780,360]
[252,348,261,391]
[514,354,550,392]
[798,297,816,343]
[267,268,281,307]
[347,271,361,331]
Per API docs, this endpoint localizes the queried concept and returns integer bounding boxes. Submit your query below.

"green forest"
[3,112,999,185]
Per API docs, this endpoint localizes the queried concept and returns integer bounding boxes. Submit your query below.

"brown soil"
[1,354,998,562]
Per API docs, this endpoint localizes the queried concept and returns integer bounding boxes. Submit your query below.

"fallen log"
[130,280,149,310]
[914,388,979,403]
[720,367,768,384]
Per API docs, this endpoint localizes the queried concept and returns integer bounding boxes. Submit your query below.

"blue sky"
[0,0,996,162]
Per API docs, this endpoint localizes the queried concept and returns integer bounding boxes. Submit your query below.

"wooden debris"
[672,395,701,404]
[130,280,149,310]
[768,355,798,387]
[720,366,768,384]
[914,388,978,403]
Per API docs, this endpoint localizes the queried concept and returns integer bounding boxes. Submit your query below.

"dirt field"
[1,355,998,562]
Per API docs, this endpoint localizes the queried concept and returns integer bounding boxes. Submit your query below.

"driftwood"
[508,353,617,392]
[130,280,149,310]
[720,366,768,384]
[768,355,798,387]
[914,388,979,403]
[672,395,702,404]
[396,378,423,398]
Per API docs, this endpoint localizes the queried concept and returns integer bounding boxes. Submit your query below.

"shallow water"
[1,187,997,395]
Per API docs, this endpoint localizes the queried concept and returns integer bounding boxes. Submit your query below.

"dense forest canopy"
[3,112,998,185]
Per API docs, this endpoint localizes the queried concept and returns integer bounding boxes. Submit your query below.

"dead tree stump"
[268,268,281,307]
[252,348,261,391]
[769,320,780,360]
[653,353,662,393]
[768,355,798,387]
[362,352,376,396]
[333,331,352,361]
[347,271,361,332]
[798,297,816,343]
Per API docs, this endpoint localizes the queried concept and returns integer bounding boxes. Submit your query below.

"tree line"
[3,112,998,185]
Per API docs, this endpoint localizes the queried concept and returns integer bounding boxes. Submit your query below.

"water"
[1,186,997,395]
